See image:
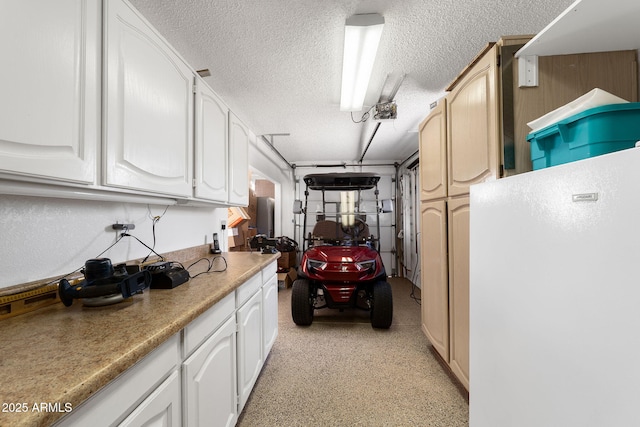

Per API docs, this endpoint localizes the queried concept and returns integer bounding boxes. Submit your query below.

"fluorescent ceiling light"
[340,14,384,112]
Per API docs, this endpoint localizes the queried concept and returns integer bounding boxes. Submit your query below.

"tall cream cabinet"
[447,44,500,197]
[419,200,448,360]
[419,36,638,391]
[419,100,447,201]
[0,0,100,184]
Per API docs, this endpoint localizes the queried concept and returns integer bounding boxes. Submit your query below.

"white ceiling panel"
[129,0,576,164]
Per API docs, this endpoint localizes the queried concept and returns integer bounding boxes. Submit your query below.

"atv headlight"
[307,259,327,271]
[356,260,376,272]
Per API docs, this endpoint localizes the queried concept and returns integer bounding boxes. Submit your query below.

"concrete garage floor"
[238,278,469,427]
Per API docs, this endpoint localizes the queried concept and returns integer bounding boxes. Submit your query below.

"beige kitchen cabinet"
[103,0,194,197]
[419,200,449,361]
[447,196,470,390]
[418,99,447,201]
[446,44,500,197]
[0,0,100,184]
[419,36,637,391]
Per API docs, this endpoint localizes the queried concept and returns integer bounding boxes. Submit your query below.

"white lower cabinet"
[262,273,278,357]
[54,263,278,427]
[54,334,181,427]
[236,290,263,412]
[118,370,182,427]
[183,316,237,427]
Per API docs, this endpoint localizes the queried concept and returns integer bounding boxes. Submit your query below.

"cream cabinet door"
[228,113,249,206]
[448,196,470,390]
[183,316,237,427]
[419,100,447,201]
[447,45,500,197]
[103,0,194,197]
[420,200,449,362]
[0,0,99,184]
[194,78,228,202]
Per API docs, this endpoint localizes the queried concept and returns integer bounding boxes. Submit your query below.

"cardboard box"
[277,268,297,288]
[228,206,250,228]
[277,251,297,270]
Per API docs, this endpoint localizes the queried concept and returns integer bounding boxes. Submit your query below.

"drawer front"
[236,272,262,307]
[54,334,180,427]
[183,292,235,357]
[262,261,277,283]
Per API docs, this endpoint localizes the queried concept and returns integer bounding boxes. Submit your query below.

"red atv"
[291,173,393,329]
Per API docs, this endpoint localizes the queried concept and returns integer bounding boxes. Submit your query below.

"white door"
[262,274,279,357]
[183,316,237,427]
[228,112,249,206]
[0,0,99,184]
[194,78,228,202]
[118,371,181,427]
[103,0,194,197]
[236,290,263,412]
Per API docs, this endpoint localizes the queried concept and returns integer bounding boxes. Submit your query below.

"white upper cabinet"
[103,0,194,197]
[0,0,99,184]
[228,112,250,206]
[194,78,229,202]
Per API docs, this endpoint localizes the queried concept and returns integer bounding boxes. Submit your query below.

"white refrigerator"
[469,147,640,427]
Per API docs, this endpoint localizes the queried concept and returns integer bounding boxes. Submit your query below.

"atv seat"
[312,220,343,240]
[312,219,369,241]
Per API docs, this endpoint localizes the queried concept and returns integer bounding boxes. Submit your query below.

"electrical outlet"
[112,223,135,231]
[220,220,227,230]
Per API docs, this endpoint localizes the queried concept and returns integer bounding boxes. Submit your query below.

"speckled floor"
[237,278,469,427]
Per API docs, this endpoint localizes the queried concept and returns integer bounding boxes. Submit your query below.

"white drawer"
[54,334,180,427]
[183,292,235,357]
[236,272,262,307]
[262,261,277,283]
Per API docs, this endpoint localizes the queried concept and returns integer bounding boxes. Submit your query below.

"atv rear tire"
[291,279,314,326]
[371,281,393,329]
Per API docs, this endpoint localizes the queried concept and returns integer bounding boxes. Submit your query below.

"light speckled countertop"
[0,251,279,427]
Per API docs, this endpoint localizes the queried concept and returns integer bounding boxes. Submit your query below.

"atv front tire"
[371,281,393,329]
[291,279,314,326]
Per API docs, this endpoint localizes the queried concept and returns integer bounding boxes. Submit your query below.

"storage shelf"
[516,0,640,57]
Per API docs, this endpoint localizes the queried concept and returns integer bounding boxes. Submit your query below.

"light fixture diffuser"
[340,14,384,112]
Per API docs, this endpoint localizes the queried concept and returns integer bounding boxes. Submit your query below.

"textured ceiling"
[128,0,575,164]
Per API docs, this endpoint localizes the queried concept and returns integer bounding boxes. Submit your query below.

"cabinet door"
[447,45,500,197]
[118,371,181,427]
[183,316,237,427]
[420,200,449,362]
[448,196,470,390]
[0,0,99,184]
[104,0,194,197]
[419,100,447,201]
[228,112,249,206]
[262,274,279,357]
[237,290,263,412]
[194,78,228,202]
